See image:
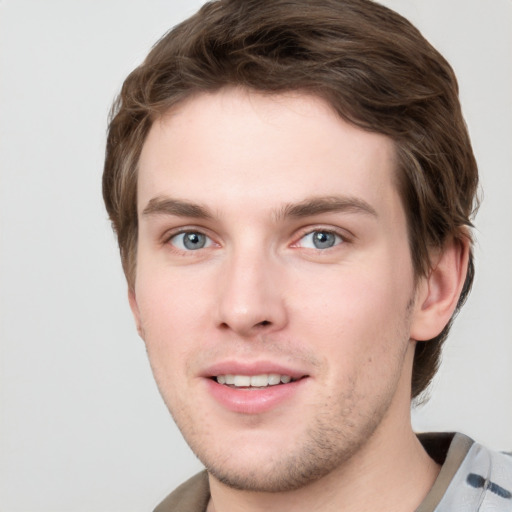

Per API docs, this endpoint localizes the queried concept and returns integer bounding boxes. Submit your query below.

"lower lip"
[205,378,307,414]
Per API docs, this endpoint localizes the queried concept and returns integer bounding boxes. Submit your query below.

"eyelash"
[162,226,350,254]
[292,228,348,251]
[164,229,217,253]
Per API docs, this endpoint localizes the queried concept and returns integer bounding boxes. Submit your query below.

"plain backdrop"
[1,1,511,511]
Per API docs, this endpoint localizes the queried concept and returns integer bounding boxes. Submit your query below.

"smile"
[207,372,308,414]
[215,374,294,387]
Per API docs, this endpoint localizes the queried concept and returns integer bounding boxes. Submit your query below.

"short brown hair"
[103,0,479,398]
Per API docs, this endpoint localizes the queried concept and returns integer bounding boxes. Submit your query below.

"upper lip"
[202,360,309,380]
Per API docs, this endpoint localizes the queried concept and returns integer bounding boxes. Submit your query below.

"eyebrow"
[277,195,378,220]
[141,195,377,221]
[142,197,213,219]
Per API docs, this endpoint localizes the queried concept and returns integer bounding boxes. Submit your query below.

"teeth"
[215,373,295,387]
[250,375,267,387]
[234,375,251,387]
[268,374,281,385]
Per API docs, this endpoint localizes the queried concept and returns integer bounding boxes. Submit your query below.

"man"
[102,0,511,510]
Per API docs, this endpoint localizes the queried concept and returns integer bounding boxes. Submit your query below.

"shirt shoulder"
[153,471,210,512]
[418,432,512,512]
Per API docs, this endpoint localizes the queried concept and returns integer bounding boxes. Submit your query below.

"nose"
[215,247,288,338]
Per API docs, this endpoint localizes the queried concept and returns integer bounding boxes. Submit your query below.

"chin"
[204,456,339,493]
[187,416,379,493]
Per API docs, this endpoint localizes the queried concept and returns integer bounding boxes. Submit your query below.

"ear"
[128,288,144,338]
[410,237,470,341]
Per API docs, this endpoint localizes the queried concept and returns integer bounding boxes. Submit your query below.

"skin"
[130,88,468,512]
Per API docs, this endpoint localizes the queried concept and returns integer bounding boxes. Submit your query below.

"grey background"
[1,1,511,510]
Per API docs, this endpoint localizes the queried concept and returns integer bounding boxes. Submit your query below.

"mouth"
[213,373,301,388]
[205,366,309,413]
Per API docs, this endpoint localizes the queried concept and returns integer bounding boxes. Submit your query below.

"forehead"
[137,88,399,217]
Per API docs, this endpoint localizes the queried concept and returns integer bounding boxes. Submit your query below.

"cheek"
[292,261,413,375]
[134,270,210,375]
[137,259,210,326]
[298,266,409,328]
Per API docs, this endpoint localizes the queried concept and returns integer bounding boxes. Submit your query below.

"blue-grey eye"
[300,230,342,249]
[170,232,212,251]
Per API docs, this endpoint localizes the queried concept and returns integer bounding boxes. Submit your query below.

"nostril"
[216,316,278,335]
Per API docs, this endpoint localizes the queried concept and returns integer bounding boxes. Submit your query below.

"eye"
[169,231,213,251]
[298,230,343,250]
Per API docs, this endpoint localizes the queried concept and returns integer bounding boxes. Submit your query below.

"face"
[132,89,421,492]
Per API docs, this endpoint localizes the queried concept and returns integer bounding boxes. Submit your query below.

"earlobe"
[128,288,144,338]
[410,237,470,341]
